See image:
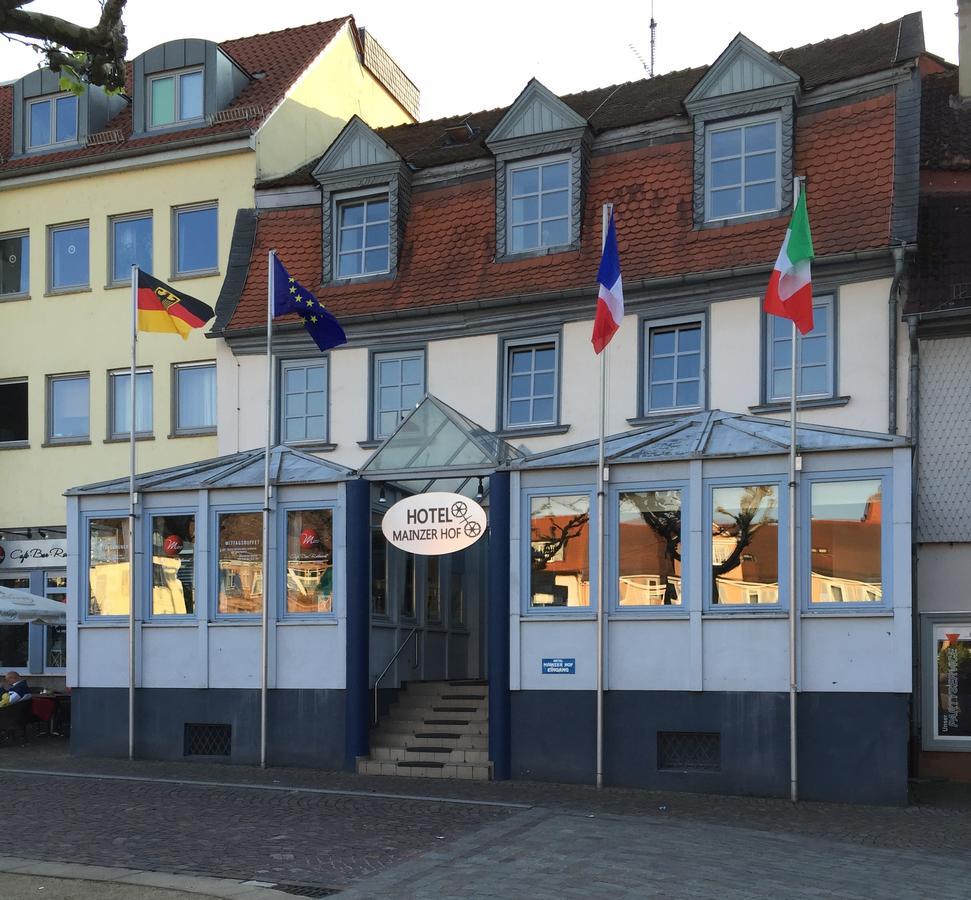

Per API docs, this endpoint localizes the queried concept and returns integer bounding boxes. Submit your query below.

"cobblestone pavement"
[2,738,970,897]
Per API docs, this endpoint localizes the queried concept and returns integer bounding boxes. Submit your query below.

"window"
[44,573,67,669]
[507,157,571,253]
[149,68,203,128]
[706,117,779,221]
[217,511,262,615]
[372,350,424,439]
[173,362,216,435]
[710,484,780,606]
[449,551,465,626]
[336,195,390,278]
[280,359,328,444]
[109,369,153,439]
[503,339,558,429]
[49,222,89,290]
[644,317,704,414]
[110,214,153,283]
[399,548,415,619]
[426,556,441,623]
[766,297,834,401]
[27,93,77,149]
[933,625,971,740]
[284,509,333,615]
[151,514,195,615]
[0,232,28,297]
[617,489,683,607]
[0,379,27,444]
[88,517,130,616]
[173,204,217,275]
[809,479,882,605]
[371,523,388,616]
[529,493,591,608]
[48,374,89,443]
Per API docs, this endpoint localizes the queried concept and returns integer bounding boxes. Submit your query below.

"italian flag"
[764,190,815,334]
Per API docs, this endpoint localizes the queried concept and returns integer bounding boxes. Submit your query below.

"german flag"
[137,270,215,339]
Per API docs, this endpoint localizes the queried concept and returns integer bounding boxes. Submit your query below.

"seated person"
[0,671,31,705]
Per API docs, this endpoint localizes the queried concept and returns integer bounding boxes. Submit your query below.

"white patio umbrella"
[0,585,66,624]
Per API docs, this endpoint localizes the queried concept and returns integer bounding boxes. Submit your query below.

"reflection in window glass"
[371,525,387,616]
[711,485,778,605]
[50,375,89,440]
[151,76,176,126]
[218,512,263,614]
[175,205,217,274]
[618,490,682,606]
[151,514,195,614]
[51,224,89,289]
[112,216,153,281]
[175,364,216,432]
[530,494,590,607]
[0,623,28,669]
[810,480,882,603]
[426,556,441,623]
[88,518,130,615]
[286,509,333,614]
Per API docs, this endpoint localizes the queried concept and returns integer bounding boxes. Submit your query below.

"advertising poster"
[936,625,971,739]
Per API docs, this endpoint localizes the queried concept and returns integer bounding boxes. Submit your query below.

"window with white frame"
[109,368,153,439]
[280,358,328,444]
[148,68,204,128]
[173,362,216,435]
[766,296,834,402]
[49,222,89,291]
[372,350,424,439]
[110,214,153,283]
[503,338,558,429]
[27,93,77,149]
[706,116,780,221]
[507,157,571,253]
[643,317,705,414]
[47,373,89,443]
[335,195,390,278]
[0,231,29,297]
[173,203,218,275]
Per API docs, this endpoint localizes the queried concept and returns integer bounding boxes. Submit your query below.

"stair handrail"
[373,626,419,725]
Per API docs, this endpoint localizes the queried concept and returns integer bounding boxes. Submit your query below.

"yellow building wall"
[256,23,414,181]
[0,150,255,528]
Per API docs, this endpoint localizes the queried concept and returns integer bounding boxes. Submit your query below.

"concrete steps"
[357,680,491,781]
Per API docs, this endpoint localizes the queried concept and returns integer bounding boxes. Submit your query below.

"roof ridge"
[218,15,352,51]
[771,15,902,59]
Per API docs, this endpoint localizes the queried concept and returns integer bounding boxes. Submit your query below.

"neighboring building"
[69,14,932,803]
[0,16,418,680]
[905,1,971,783]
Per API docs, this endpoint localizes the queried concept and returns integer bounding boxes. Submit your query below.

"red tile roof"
[0,17,351,177]
[227,92,897,332]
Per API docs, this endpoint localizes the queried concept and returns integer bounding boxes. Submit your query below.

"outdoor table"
[31,693,71,735]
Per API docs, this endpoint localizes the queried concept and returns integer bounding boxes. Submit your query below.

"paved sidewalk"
[0,873,211,900]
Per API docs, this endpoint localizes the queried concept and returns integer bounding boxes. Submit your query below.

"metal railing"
[373,627,419,725]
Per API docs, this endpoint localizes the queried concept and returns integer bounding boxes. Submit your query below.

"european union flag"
[272,255,347,353]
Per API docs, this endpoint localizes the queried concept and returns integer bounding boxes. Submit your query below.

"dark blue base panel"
[510,690,909,805]
[71,688,346,769]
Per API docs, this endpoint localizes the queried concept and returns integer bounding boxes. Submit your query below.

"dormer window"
[27,93,78,149]
[335,194,390,278]
[705,116,780,221]
[507,157,571,253]
[149,68,204,129]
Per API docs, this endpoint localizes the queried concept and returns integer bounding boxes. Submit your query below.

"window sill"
[0,441,29,452]
[702,611,788,619]
[801,608,893,618]
[277,617,338,625]
[749,396,850,415]
[327,271,392,288]
[42,439,91,448]
[496,243,579,263]
[522,612,597,621]
[699,208,785,230]
[0,293,30,303]
[169,270,220,282]
[209,619,261,626]
[610,610,690,619]
[628,410,703,426]
[358,439,382,450]
[45,287,92,297]
[168,429,217,439]
[143,619,199,627]
[285,441,337,453]
[79,619,129,627]
[496,424,570,439]
[104,434,155,444]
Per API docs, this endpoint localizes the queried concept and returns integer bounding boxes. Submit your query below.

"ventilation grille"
[271,885,341,898]
[86,129,125,146]
[658,731,720,771]
[184,723,231,756]
[209,105,264,125]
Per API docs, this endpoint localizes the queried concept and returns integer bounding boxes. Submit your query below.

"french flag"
[591,211,624,354]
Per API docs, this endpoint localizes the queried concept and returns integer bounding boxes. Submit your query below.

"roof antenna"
[649,1,657,79]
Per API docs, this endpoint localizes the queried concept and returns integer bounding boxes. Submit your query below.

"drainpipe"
[908,316,921,776]
[888,245,906,434]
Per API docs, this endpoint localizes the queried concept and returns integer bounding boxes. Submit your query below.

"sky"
[0,1,960,120]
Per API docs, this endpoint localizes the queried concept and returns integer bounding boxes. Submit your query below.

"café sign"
[382,492,486,556]
[0,539,67,570]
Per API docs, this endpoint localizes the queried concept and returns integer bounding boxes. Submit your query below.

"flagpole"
[788,177,802,803]
[261,250,275,769]
[128,264,138,761]
[595,203,612,791]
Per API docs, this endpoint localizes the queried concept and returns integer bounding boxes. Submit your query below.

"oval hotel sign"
[382,492,487,556]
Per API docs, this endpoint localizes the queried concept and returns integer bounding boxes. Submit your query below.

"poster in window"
[218,512,263,614]
[286,509,333,613]
[88,517,130,615]
[936,625,971,739]
[151,514,195,615]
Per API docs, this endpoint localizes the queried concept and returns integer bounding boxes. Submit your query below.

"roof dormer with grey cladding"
[685,34,801,228]
[312,116,411,285]
[11,67,126,156]
[131,39,251,135]
[485,79,591,260]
